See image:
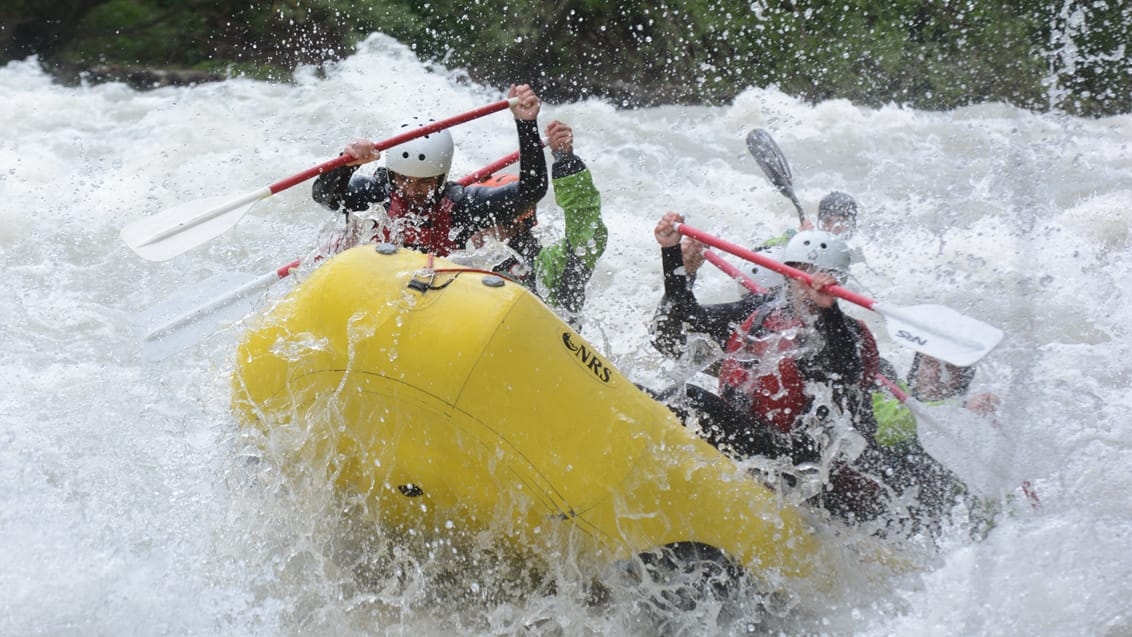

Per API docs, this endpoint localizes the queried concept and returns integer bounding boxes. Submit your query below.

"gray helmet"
[385,117,454,179]
[782,230,851,273]
[818,191,858,221]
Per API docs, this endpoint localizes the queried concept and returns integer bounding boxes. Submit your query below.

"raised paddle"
[674,223,1004,367]
[135,144,538,360]
[746,129,805,224]
[700,246,1032,498]
[120,97,519,262]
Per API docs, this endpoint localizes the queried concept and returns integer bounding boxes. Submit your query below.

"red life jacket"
[380,191,459,255]
[719,307,809,433]
[718,306,879,434]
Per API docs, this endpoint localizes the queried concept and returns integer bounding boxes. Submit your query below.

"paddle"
[674,223,1004,366]
[701,249,767,295]
[137,260,299,361]
[873,375,1036,500]
[746,129,805,224]
[135,144,537,360]
[120,97,519,262]
[700,246,1029,499]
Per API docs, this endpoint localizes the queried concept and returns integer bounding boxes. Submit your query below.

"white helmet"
[385,117,454,178]
[782,230,851,273]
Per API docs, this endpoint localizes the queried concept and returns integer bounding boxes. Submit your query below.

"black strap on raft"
[406,266,520,294]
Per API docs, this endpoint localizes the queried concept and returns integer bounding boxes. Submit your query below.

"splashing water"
[3,32,1132,635]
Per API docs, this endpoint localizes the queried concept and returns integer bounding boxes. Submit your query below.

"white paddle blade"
[912,402,1031,497]
[135,271,267,361]
[875,303,1005,367]
[120,190,267,262]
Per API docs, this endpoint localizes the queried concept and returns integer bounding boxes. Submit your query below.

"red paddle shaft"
[267,98,518,195]
[676,223,877,309]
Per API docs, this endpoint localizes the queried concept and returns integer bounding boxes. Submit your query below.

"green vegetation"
[1,0,1128,116]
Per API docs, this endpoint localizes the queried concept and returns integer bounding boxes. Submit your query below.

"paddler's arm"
[312,139,391,213]
[458,87,548,230]
[786,270,864,384]
[804,302,865,385]
[651,212,754,357]
[651,242,696,357]
[536,121,607,311]
[511,84,548,219]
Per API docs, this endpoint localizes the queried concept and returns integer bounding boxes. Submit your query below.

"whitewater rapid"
[2,34,1131,635]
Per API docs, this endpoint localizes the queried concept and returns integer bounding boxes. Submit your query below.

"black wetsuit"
[312,119,547,253]
[651,244,876,450]
[651,243,891,522]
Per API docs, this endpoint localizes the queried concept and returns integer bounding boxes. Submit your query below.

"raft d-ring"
[398,483,424,497]
[375,243,398,255]
[482,275,505,288]
[407,264,439,293]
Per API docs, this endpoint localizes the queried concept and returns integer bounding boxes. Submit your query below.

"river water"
[3,33,1131,636]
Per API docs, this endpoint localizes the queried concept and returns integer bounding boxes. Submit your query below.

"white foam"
[3,33,1132,634]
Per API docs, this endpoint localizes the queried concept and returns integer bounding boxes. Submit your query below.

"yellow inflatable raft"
[231,245,848,592]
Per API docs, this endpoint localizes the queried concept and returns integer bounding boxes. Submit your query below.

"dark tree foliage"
[0,0,1127,116]
[0,0,109,60]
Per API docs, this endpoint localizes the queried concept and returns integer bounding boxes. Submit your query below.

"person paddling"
[874,353,1000,445]
[868,351,1025,531]
[652,212,891,523]
[311,84,547,257]
[468,120,607,320]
